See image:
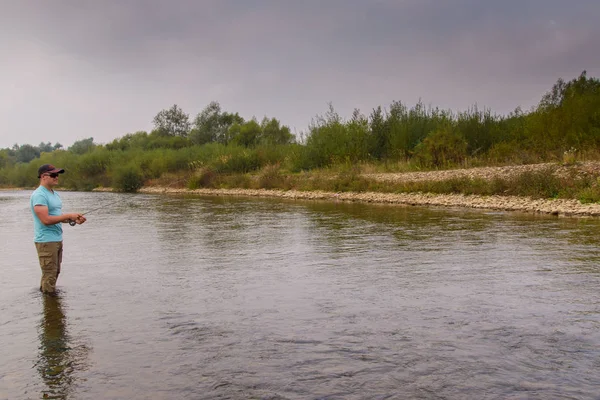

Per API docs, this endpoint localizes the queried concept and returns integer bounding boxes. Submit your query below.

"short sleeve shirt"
[30,186,63,243]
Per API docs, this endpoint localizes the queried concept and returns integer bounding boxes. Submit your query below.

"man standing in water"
[31,164,86,294]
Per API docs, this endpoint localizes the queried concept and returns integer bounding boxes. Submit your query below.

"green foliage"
[153,104,191,137]
[578,186,600,204]
[456,107,501,156]
[38,142,55,153]
[346,109,374,162]
[106,131,191,151]
[260,117,294,146]
[188,167,217,189]
[283,144,307,172]
[106,131,149,151]
[77,149,110,178]
[331,168,371,192]
[0,149,12,169]
[211,147,261,173]
[389,101,450,159]
[112,163,144,193]
[15,144,40,163]
[413,125,468,168]
[232,119,262,148]
[257,164,287,189]
[190,101,244,145]
[527,71,600,153]
[68,137,96,155]
[219,173,252,189]
[506,168,563,198]
[301,104,374,169]
[369,106,388,160]
[0,162,38,188]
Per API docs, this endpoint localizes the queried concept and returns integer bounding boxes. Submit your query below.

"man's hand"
[65,213,82,222]
[66,213,85,226]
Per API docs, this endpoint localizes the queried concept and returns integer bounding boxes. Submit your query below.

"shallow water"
[1,190,599,399]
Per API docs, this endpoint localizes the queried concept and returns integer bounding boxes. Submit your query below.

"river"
[1,190,599,399]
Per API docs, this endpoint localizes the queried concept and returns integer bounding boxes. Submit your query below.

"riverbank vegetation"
[1,71,599,201]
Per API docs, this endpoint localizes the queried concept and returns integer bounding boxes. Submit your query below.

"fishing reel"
[68,219,77,226]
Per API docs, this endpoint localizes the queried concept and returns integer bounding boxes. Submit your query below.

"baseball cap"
[38,164,65,178]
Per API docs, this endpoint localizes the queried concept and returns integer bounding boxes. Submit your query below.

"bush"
[413,126,467,168]
[508,168,562,198]
[112,164,144,192]
[211,148,261,173]
[578,186,600,204]
[257,164,288,189]
[188,167,217,189]
[562,147,578,165]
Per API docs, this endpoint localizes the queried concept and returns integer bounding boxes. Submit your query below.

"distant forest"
[1,71,599,191]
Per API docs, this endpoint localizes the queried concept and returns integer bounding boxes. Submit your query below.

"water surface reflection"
[36,293,90,399]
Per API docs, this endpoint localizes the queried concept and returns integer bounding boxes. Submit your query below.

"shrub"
[331,167,371,192]
[508,168,562,198]
[562,147,578,165]
[578,187,600,204]
[257,164,285,189]
[188,167,217,189]
[112,164,144,192]
[413,126,468,168]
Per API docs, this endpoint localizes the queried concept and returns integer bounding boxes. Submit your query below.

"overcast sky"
[1,0,599,149]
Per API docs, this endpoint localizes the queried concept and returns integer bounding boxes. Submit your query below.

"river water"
[1,190,599,399]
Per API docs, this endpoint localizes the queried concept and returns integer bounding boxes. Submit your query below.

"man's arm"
[34,205,83,226]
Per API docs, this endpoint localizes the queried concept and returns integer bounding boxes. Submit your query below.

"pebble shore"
[139,187,600,218]
[136,162,600,217]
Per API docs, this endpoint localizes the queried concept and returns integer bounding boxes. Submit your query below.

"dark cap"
[38,164,65,178]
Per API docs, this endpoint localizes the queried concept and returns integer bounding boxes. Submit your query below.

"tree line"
[1,71,598,191]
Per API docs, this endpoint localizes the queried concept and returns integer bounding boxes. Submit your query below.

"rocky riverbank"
[139,186,600,217]
[138,161,600,217]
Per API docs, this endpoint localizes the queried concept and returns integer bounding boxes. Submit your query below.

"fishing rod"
[68,198,127,226]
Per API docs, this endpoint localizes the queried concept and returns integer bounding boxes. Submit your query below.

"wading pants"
[35,242,63,293]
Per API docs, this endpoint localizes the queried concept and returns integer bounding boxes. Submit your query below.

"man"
[30,164,86,294]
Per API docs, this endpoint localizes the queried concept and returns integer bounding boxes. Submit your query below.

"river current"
[1,190,599,399]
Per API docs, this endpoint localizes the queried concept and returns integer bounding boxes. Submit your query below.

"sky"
[1,0,599,149]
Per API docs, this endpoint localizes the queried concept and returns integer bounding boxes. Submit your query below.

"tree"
[69,137,95,155]
[38,142,54,153]
[260,117,293,146]
[369,106,387,160]
[15,144,40,163]
[153,104,191,137]
[345,109,372,162]
[232,119,262,147]
[190,101,222,145]
[190,101,244,145]
[219,111,245,144]
[533,71,600,151]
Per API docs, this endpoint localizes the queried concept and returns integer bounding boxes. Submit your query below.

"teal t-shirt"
[30,186,63,243]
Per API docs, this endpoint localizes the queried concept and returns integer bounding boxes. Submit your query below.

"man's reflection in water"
[36,293,89,399]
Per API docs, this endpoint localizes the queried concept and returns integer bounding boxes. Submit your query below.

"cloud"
[1,0,598,148]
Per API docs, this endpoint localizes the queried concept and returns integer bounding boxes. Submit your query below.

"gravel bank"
[139,188,600,218]
[363,161,600,183]
[136,162,600,217]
